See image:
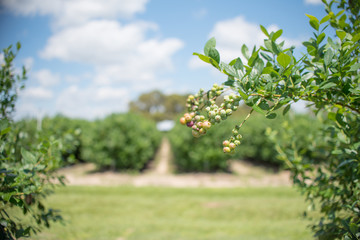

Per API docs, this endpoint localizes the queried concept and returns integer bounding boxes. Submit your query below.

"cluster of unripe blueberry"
[222,125,243,153]
[179,112,212,138]
[180,83,243,153]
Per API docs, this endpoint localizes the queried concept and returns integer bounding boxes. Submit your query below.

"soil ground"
[57,137,292,188]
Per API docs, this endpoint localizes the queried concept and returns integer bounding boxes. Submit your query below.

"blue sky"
[0,0,326,120]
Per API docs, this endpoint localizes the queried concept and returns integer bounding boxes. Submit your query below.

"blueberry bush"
[180,0,359,239]
[171,108,323,172]
[81,113,161,171]
[0,44,64,239]
[15,115,85,166]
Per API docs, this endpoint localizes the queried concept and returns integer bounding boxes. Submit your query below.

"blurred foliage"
[0,42,26,120]
[129,90,188,122]
[185,0,360,238]
[169,109,323,173]
[0,43,64,239]
[81,113,161,171]
[15,115,85,166]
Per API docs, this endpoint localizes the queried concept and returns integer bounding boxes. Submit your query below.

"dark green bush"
[0,43,63,239]
[170,109,323,172]
[81,113,161,171]
[169,117,231,173]
[15,115,85,166]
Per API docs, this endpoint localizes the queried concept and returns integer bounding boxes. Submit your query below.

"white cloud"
[0,53,4,65]
[3,0,184,119]
[40,20,184,84]
[206,16,303,63]
[1,0,149,28]
[23,57,34,71]
[55,85,130,119]
[304,0,323,5]
[21,87,53,99]
[32,69,60,86]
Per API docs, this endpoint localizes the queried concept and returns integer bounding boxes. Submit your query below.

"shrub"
[15,115,84,166]
[179,0,359,238]
[169,115,232,172]
[0,43,64,239]
[81,113,161,171]
[171,109,323,172]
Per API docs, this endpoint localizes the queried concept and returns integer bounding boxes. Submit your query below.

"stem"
[239,108,254,129]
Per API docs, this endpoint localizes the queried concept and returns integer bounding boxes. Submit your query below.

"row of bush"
[168,107,326,172]
[14,113,162,172]
[14,108,324,173]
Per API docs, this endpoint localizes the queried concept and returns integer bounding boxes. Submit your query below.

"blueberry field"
[1,0,360,239]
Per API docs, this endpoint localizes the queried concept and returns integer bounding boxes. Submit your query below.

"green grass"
[33,186,314,240]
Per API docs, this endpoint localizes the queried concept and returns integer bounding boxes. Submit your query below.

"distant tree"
[129,90,188,121]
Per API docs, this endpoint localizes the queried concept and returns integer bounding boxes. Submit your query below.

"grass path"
[35,186,314,240]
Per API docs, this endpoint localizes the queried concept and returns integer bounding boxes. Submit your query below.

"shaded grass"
[34,186,314,240]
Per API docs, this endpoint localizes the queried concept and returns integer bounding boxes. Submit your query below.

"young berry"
[203,121,211,129]
[229,142,236,150]
[220,109,226,115]
[223,147,231,153]
[192,130,201,138]
[184,114,192,122]
[180,117,186,125]
[234,140,241,146]
[215,115,221,122]
[187,121,194,127]
[223,140,230,147]
[199,128,206,135]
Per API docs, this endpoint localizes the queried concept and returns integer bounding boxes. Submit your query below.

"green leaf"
[204,37,216,56]
[252,104,265,115]
[237,89,248,100]
[266,113,277,119]
[221,63,238,78]
[306,14,319,31]
[271,41,280,55]
[320,15,331,24]
[317,32,326,44]
[336,30,346,40]
[193,52,211,64]
[258,100,270,110]
[241,44,250,60]
[307,45,317,56]
[319,82,337,89]
[352,33,360,42]
[260,25,269,37]
[309,19,319,31]
[193,53,220,69]
[324,49,333,66]
[260,52,272,62]
[283,104,291,115]
[349,223,358,235]
[234,58,244,71]
[208,47,220,64]
[264,39,273,53]
[349,62,360,72]
[277,52,291,68]
[21,148,37,164]
[272,29,283,41]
